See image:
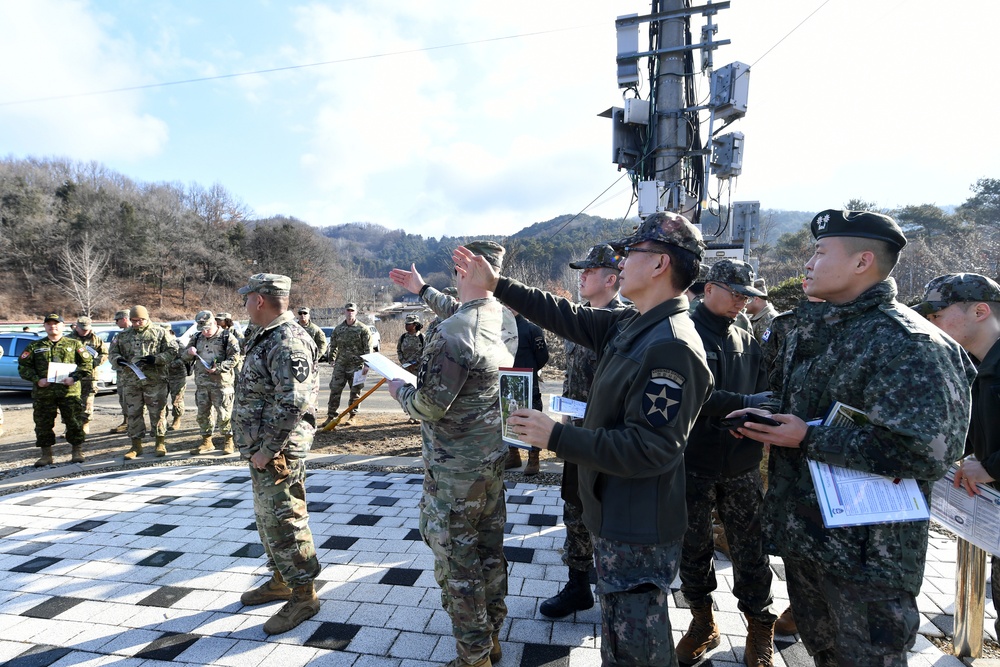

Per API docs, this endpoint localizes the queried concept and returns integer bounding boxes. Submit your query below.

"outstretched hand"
[452,246,500,292]
[389,264,426,295]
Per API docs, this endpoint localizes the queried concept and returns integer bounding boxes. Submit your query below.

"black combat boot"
[539,568,594,618]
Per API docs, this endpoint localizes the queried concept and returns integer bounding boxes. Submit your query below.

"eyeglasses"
[710,282,754,305]
[621,245,664,259]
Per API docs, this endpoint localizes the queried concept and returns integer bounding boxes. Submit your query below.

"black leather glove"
[139,355,156,366]
[742,391,774,409]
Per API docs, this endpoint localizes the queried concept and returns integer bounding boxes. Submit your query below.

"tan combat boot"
[677,603,721,664]
[70,445,85,463]
[124,439,143,460]
[490,631,502,663]
[773,605,797,636]
[82,422,90,435]
[263,583,320,635]
[222,435,235,454]
[240,572,293,606]
[111,419,128,433]
[168,415,182,431]
[190,435,215,456]
[523,448,540,476]
[155,436,167,457]
[744,614,775,666]
[443,656,491,667]
[504,447,521,470]
[34,446,54,468]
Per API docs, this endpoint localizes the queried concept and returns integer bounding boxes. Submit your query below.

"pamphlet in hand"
[499,367,533,450]
[360,353,417,387]
[808,401,930,528]
[46,362,77,383]
[549,395,586,420]
[930,463,1000,556]
[123,361,147,381]
[352,366,369,387]
[194,353,213,370]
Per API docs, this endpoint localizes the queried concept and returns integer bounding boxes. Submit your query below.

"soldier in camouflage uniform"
[109,309,132,433]
[108,305,179,459]
[539,244,625,619]
[746,279,779,342]
[388,241,514,667]
[730,210,976,666]
[234,273,322,635]
[185,310,242,455]
[677,260,776,666]
[321,302,373,426]
[163,327,188,432]
[396,314,425,369]
[67,316,106,434]
[296,307,328,361]
[18,313,94,466]
[456,214,714,667]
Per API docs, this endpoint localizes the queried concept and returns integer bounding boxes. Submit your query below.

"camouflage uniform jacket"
[184,328,242,387]
[234,311,319,460]
[766,279,975,594]
[108,324,178,384]
[396,296,514,474]
[562,294,627,407]
[396,331,424,369]
[298,320,328,361]
[494,278,713,545]
[18,336,94,397]
[421,286,519,358]
[67,330,108,368]
[750,301,779,342]
[328,321,372,370]
[687,302,767,478]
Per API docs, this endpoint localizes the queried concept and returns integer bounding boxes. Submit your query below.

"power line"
[0,24,598,107]
[750,0,833,69]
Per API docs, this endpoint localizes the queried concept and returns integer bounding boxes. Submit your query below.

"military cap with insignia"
[405,314,419,324]
[753,278,768,298]
[43,313,63,323]
[344,302,357,311]
[298,307,310,315]
[195,310,214,329]
[614,211,706,260]
[810,209,907,251]
[914,273,1000,316]
[569,244,623,270]
[238,273,292,296]
[113,310,129,320]
[707,259,766,297]
[215,312,232,320]
[463,240,506,270]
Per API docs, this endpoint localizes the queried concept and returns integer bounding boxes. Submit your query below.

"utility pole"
[653,1,688,215]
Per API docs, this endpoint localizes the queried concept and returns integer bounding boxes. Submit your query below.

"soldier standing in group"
[108,305,179,459]
[396,314,425,369]
[388,241,514,667]
[296,307,328,361]
[18,313,93,466]
[186,310,242,455]
[458,214,714,666]
[677,260,776,666]
[730,210,975,666]
[164,328,188,432]
[745,278,779,342]
[234,273,322,635]
[320,302,372,427]
[109,309,131,433]
[67,316,107,434]
[539,243,625,620]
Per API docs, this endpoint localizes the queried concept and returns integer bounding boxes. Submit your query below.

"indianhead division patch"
[290,353,310,382]
[642,369,685,428]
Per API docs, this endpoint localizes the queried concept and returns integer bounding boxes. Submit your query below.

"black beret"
[810,209,906,251]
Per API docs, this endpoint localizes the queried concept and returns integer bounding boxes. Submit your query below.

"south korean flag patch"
[642,369,685,428]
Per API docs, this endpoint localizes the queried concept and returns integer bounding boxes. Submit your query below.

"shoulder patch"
[761,328,771,342]
[19,349,30,360]
[642,369,685,428]
[290,352,311,382]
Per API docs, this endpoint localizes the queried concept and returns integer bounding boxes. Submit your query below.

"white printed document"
[808,402,930,528]
[548,396,586,420]
[361,353,417,387]
[46,362,76,383]
[931,465,1000,556]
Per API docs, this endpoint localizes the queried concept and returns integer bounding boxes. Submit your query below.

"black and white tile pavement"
[0,462,981,666]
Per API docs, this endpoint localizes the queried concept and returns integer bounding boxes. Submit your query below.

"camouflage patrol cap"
[129,305,149,320]
[914,273,1000,316]
[614,212,706,259]
[810,209,907,251]
[569,244,623,271]
[195,310,214,330]
[404,314,419,324]
[344,302,357,311]
[215,312,232,320]
[464,240,505,270]
[753,278,768,297]
[113,310,129,320]
[238,273,291,297]
[298,307,310,315]
[707,259,766,297]
[76,316,93,328]
[43,313,63,323]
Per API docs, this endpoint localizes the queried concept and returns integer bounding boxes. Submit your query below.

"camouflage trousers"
[250,456,321,586]
[327,364,363,416]
[680,469,775,622]
[121,379,168,439]
[195,384,234,436]
[593,536,682,666]
[166,374,186,420]
[32,388,85,447]
[784,556,918,666]
[562,497,594,573]
[78,378,96,423]
[420,459,508,664]
[117,381,128,420]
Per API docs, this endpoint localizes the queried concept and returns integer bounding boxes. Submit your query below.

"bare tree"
[50,232,117,315]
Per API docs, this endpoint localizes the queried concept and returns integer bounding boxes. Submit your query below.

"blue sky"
[1,1,995,238]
